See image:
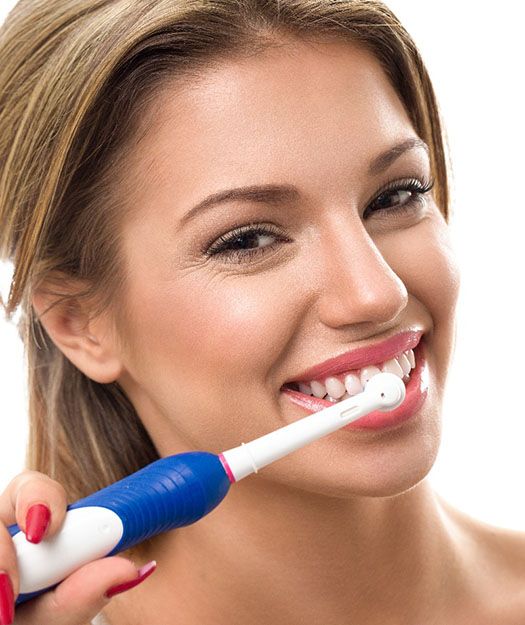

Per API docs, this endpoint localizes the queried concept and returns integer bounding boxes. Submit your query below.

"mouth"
[279,329,423,405]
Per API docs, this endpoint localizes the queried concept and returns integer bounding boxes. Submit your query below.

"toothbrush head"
[364,372,406,412]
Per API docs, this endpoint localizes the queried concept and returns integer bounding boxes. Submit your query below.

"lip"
[283,329,424,385]
[281,338,428,431]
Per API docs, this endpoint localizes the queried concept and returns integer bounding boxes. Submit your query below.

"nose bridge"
[315,219,408,327]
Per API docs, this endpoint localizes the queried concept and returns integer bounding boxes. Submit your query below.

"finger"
[0,471,67,543]
[13,556,157,625]
[0,519,19,601]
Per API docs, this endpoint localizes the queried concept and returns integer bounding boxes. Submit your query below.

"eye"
[205,223,290,263]
[204,176,435,264]
[363,177,435,219]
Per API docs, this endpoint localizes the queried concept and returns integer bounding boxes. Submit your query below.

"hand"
[0,470,156,625]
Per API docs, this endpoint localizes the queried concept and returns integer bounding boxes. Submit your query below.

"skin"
[31,39,525,624]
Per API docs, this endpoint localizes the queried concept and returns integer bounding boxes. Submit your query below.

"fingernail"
[25,503,51,544]
[104,560,157,599]
[0,571,15,625]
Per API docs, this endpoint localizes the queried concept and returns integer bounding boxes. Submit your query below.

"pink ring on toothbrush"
[219,453,236,483]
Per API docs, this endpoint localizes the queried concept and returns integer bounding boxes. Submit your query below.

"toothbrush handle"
[8,451,231,606]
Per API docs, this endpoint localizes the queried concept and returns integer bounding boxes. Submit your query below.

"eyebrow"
[180,137,429,225]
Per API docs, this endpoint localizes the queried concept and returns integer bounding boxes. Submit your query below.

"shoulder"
[439,495,525,623]
[455,505,525,581]
[472,522,525,623]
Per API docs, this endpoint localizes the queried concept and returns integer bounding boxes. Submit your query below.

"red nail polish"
[104,561,157,599]
[25,503,51,544]
[0,571,15,625]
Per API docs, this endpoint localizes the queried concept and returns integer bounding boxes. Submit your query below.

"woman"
[1,0,524,623]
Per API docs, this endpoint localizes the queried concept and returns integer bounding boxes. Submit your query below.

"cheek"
[383,214,461,385]
[121,263,298,390]
[414,218,460,333]
[175,274,289,378]
[382,214,460,317]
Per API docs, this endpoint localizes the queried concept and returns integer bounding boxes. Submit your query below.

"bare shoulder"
[455,505,525,575]
[437,494,525,622]
[471,520,525,622]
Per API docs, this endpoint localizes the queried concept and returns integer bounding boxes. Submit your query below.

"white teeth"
[381,357,404,378]
[298,382,313,395]
[324,376,346,399]
[289,346,418,403]
[359,365,381,387]
[310,380,327,398]
[397,353,411,376]
[344,373,363,396]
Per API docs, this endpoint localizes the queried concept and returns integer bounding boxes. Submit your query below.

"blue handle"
[70,451,231,552]
[9,451,231,605]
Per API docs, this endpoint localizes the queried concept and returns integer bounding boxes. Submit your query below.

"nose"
[314,219,408,328]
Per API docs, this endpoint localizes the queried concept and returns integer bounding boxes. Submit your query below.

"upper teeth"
[295,348,416,402]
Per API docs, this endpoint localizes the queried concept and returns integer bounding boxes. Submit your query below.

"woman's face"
[114,40,460,498]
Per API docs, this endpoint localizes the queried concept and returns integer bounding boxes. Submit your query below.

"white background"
[1,1,524,529]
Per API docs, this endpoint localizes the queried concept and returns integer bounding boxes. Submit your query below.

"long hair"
[0,0,450,505]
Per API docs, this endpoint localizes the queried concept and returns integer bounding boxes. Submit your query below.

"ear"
[32,279,124,384]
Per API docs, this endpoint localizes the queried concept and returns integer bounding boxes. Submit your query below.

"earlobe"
[32,286,124,384]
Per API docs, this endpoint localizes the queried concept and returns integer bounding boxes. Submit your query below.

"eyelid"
[362,174,434,216]
[204,221,285,256]
[366,174,434,203]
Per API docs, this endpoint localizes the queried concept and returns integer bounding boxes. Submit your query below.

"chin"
[344,459,437,499]
[260,409,442,501]
[295,462,437,500]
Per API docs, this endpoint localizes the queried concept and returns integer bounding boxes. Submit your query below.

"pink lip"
[284,329,424,384]
[281,337,428,431]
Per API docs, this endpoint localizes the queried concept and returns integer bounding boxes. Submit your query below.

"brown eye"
[206,223,290,263]
[221,231,274,252]
[364,177,435,218]
[372,188,412,210]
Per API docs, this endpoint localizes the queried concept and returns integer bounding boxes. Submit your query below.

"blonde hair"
[0,0,450,502]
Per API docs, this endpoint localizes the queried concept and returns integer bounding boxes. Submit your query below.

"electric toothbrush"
[8,371,405,606]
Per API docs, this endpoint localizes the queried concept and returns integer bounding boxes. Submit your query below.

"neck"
[106,478,471,625]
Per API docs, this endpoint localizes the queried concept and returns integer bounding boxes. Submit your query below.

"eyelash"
[206,176,435,263]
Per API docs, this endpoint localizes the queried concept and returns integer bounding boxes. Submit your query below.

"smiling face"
[112,39,460,498]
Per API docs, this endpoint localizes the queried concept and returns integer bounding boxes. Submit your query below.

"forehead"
[125,40,416,206]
